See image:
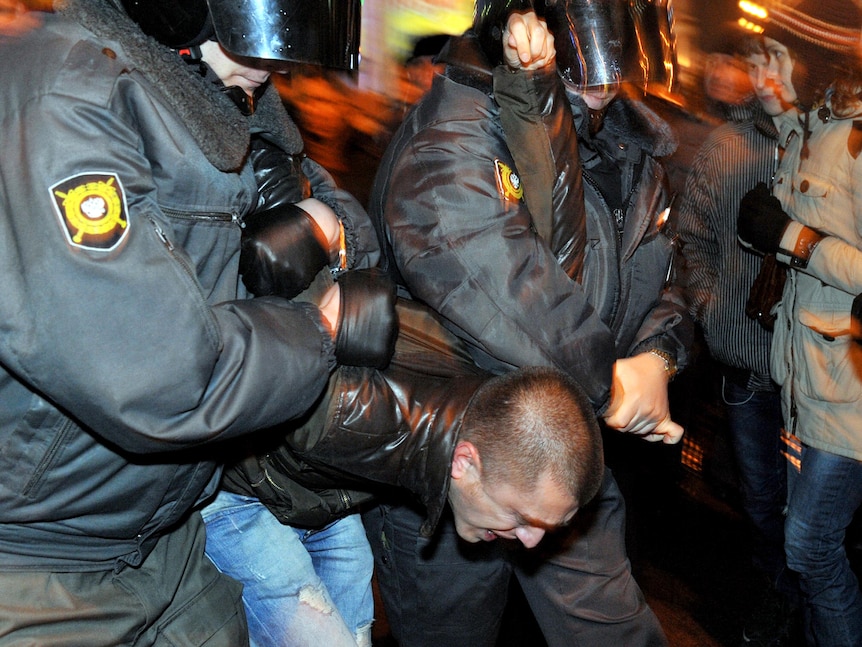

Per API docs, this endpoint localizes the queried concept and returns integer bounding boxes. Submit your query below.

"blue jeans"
[785,441,862,647]
[201,490,374,647]
[722,379,789,589]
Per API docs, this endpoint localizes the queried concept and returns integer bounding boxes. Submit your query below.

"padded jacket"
[223,300,487,536]
[570,92,691,369]
[770,98,862,461]
[0,0,353,570]
[370,34,616,409]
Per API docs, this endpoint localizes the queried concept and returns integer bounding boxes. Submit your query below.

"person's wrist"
[317,284,340,339]
[647,348,677,381]
[777,221,823,268]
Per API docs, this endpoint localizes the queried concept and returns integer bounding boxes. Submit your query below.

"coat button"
[800,179,809,192]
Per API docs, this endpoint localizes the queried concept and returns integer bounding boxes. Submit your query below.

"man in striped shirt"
[676,30,800,647]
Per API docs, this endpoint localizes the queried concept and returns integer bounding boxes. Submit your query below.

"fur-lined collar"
[55,0,304,172]
[570,91,678,160]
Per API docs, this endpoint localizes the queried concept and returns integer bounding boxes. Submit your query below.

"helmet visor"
[547,0,626,91]
[206,0,361,69]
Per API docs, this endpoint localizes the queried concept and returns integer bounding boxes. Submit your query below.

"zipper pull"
[151,220,175,251]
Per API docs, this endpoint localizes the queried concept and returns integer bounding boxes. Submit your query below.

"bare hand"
[315,283,340,339]
[502,11,556,71]
[296,198,341,261]
[603,353,684,444]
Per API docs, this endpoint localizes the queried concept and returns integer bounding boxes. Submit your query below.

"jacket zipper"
[160,206,240,225]
[22,416,75,497]
[581,171,624,328]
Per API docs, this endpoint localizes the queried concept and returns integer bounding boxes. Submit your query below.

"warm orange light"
[737,17,765,34]
[738,0,769,21]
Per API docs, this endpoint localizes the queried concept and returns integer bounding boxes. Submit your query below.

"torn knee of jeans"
[355,621,373,647]
[297,584,337,616]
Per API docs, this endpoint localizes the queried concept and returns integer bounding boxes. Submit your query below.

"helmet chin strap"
[221,84,267,116]
[177,45,204,62]
[177,45,266,116]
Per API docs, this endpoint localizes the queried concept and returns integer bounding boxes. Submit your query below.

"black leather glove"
[249,136,310,209]
[738,182,824,269]
[334,268,398,369]
[239,203,329,299]
[737,182,790,255]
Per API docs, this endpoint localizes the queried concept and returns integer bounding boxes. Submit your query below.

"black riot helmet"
[629,0,678,95]
[120,0,362,70]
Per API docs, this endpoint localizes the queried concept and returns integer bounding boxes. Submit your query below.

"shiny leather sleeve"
[493,64,586,279]
[222,300,486,534]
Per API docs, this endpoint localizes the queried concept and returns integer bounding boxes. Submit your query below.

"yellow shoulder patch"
[50,172,129,251]
[494,159,523,203]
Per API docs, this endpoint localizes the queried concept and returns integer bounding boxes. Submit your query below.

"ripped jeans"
[201,490,374,647]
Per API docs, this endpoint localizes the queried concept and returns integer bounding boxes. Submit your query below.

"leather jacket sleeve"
[493,64,586,279]
[248,136,380,272]
[222,300,486,535]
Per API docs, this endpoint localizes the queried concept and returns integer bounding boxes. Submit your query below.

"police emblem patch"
[494,159,523,203]
[50,172,129,251]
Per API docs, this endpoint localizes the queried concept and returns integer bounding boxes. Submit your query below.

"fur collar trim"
[56,0,303,171]
[571,92,678,159]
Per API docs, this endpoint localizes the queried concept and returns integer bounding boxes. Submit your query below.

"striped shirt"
[676,102,780,391]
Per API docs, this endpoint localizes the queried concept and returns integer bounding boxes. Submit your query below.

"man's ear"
[450,440,481,481]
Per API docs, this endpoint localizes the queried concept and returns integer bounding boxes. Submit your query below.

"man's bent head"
[447,367,603,547]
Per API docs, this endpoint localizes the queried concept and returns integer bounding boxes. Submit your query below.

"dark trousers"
[722,378,790,591]
[363,468,667,647]
[0,512,248,647]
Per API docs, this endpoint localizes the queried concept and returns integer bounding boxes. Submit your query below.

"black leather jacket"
[222,300,487,536]
[222,131,485,535]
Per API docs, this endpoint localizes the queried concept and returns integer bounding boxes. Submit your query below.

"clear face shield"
[545,0,626,94]
[121,0,361,70]
[206,0,361,70]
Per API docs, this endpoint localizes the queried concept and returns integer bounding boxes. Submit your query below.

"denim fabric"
[785,442,862,647]
[722,379,789,587]
[201,490,373,647]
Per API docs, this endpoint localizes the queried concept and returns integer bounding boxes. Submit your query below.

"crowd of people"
[0,1,860,647]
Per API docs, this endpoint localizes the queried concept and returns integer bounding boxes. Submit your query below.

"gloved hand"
[737,182,790,255]
[738,182,824,268]
[334,268,398,369]
[239,203,329,299]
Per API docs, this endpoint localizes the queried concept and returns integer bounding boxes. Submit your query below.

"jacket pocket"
[790,171,830,231]
[0,395,75,500]
[795,306,862,405]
